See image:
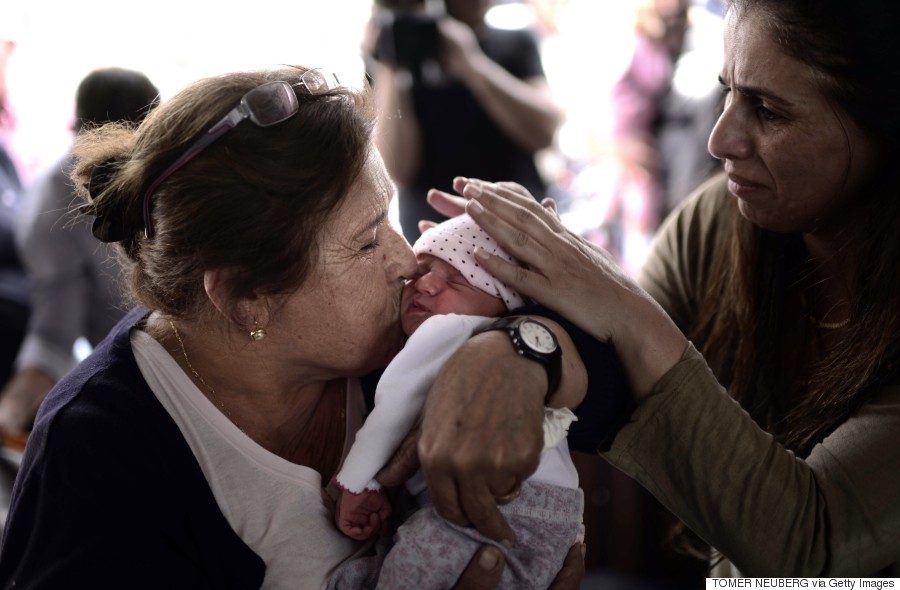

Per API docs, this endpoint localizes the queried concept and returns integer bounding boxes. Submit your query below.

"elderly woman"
[0,67,603,588]
[434,0,900,578]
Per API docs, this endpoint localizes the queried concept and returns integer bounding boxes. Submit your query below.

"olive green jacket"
[602,175,900,576]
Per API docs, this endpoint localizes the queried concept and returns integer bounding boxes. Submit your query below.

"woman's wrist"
[612,295,688,402]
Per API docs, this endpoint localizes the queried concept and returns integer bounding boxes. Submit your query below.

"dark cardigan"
[0,307,264,589]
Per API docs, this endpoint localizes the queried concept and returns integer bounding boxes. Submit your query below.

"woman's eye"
[757,105,781,121]
[717,76,730,95]
[361,240,381,253]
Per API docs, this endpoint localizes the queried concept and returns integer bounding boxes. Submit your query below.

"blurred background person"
[652,0,723,218]
[550,0,722,279]
[604,0,691,274]
[0,24,28,438]
[365,0,563,243]
[0,67,159,448]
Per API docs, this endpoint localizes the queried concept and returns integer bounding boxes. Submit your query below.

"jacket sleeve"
[617,175,900,575]
[602,344,900,576]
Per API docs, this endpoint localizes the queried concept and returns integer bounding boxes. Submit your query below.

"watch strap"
[482,316,562,399]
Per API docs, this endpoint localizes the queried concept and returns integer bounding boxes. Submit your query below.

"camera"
[373,0,443,71]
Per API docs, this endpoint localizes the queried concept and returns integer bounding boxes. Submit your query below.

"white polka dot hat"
[412,214,525,311]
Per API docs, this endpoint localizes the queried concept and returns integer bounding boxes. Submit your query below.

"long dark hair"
[692,0,900,457]
[668,0,900,563]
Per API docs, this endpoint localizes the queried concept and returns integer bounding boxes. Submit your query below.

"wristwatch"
[482,316,562,399]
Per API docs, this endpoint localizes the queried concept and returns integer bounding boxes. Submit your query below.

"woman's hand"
[419,330,546,544]
[438,16,483,82]
[418,322,587,543]
[426,177,631,344]
[0,367,55,438]
[452,543,585,589]
[374,418,422,488]
[460,177,635,343]
[430,176,687,400]
[547,544,587,589]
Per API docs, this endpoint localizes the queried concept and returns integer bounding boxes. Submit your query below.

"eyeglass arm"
[142,106,248,238]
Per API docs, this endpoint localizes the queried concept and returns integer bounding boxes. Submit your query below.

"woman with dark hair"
[431,0,900,577]
[0,66,597,588]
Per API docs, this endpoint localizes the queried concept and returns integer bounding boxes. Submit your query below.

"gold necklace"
[808,315,851,330]
[169,320,246,433]
[800,291,851,330]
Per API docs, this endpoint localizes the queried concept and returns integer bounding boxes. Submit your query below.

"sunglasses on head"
[141,67,341,239]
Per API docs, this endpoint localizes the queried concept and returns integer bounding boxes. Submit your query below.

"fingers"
[421,452,516,544]
[348,513,387,541]
[423,466,469,528]
[492,477,521,506]
[426,187,468,218]
[457,478,514,544]
[470,239,549,306]
[458,182,579,302]
[464,180,563,236]
[343,525,367,540]
[375,422,422,488]
[451,546,506,590]
[342,520,373,541]
[427,177,562,231]
[418,220,438,234]
[548,543,586,590]
[483,249,540,298]
[419,333,544,544]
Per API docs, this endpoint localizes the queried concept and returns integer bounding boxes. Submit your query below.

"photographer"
[365,0,563,242]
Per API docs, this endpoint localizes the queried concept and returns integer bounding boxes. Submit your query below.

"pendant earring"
[250,324,266,341]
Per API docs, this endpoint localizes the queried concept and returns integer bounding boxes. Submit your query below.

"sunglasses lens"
[244,81,299,127]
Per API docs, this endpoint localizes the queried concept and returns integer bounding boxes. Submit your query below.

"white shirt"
[131,329,370,590]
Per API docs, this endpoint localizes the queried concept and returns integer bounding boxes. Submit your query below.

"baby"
[329,214,584,590]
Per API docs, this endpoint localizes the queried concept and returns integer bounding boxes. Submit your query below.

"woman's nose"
[385,228,417,282]
[707,103,753,162]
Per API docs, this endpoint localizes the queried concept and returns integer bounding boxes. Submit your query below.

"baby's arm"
[335,314,495,494]
[335,487,392,541]
[334,315,495,539]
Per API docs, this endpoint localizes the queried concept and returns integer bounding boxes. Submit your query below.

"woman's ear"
[203,268,229,317]
[203,269,269,333]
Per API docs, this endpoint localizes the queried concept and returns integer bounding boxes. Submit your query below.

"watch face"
[519,321,557,354]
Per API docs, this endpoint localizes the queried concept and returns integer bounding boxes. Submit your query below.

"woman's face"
[274,149,417,377]
[708,8,881,235]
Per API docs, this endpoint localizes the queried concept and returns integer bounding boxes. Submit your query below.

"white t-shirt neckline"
[130,328,369,589]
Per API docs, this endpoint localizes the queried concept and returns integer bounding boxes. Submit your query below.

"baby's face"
[401,254,507,336]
